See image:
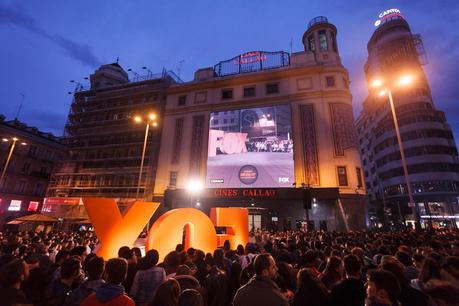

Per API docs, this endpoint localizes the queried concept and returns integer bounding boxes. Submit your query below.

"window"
[169,171,178,187]
[222,89,233,100]
[337,166,348,186]
[33,183,44,196]
[230,118,235,123]
[178,95,187,106]
[22,163,31,173]
[223,119,228,124]
[319,30,328,50]
[212,119,219,125]
[308,35,315,52]
[326,76,335,87]
[244,87,256,97]
[266,83,279,94]
[15,181,26,193]
[28,145,37,157]
[356,167,363,187]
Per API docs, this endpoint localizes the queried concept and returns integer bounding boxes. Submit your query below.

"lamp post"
[1,137,26,188]
[186,179,203,207]
[370,75,421,231]
[133,113,158,200]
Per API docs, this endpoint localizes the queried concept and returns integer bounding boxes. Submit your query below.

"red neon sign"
[233,51,268,65]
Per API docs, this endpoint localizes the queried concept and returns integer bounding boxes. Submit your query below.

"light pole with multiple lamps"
[1,137,27,188]
[370,74,421,230]
[133,113,158,200]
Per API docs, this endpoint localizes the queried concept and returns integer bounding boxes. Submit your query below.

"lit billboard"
[206,105,294,188]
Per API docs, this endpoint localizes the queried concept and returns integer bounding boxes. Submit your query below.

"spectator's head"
[104,258,128,285]
[176,264,191,276]
[324,256,343,275]
[164,251,180,273]
[0,259,29,288]
[303,250,318,265]
[419,257,442,283]
[86,256,105,280]
[178,289,205,306]
[70,245,87,262]
[151,278,181,306]
[60,256,81,281]
[381,260,409,287]
[254,253,277,280]
[237,244,245,256]
[131,247,142,261]
[366,269,400,305]
[118,248,137,264]
[55,249,70,265]
[117,246,130,258]
[175,244,184,253]
[344,254,361,278]
[138,249,159,271]
[395,251,413,267]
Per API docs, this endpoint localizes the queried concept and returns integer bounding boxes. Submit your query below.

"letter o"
[146,208,218,262]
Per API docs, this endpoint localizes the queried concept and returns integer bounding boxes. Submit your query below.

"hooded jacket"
[81,283,134,306]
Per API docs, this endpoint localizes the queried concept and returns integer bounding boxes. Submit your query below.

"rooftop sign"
[214,51,290,77]
[374,8,404,27]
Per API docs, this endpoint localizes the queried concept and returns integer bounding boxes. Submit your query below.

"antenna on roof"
[116,56,119,64]
[177,59,185,79]
[15,93,24,121]
[290,38,293,55]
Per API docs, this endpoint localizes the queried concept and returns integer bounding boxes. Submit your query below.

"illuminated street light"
[133,112,158,199]
[187,179,203,208]
[370,74,421,231]
[0,137,27,188]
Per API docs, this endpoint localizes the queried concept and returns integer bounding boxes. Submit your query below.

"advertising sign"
[206,105,294,188]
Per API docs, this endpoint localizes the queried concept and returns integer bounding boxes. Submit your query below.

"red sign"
[233,51,267,65]
[213,188,277,198]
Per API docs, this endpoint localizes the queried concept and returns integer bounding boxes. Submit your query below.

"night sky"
[1,1,458,141]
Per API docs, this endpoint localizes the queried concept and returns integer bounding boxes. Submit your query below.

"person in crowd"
[379,257,428,306]
[149,278,181,306]
[396,251,419,281]
[294,268,330,306]
[130,249,166,306]
[365,269,401,306]
[65,256,105,306]
[119,248,138,294]
[331,254,365,306]
[47,256,83,306]
[233,253,289,306]
[0,258,32,306]
[81,258,134,306]
[178,289,205,306]
[300,250,321,277]
[319,256,343,290]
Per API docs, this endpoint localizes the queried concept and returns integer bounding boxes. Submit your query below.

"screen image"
[206,104,294,188]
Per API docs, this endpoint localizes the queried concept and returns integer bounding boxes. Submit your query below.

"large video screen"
[206,104,294,188]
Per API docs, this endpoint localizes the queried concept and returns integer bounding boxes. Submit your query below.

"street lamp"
[186,179,203,207]
[0,137,26,188]
[133,113,158,199]
[370,74,421,231]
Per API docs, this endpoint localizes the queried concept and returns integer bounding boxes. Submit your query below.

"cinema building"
[154,17,365,231]
[356,10,459,228]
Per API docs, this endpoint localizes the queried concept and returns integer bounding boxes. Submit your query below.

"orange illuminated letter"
[211,207,248,249]
[146,208,217,262]
[83,198,160,259]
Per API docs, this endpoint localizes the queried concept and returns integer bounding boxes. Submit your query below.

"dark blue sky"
[1,0,458,140]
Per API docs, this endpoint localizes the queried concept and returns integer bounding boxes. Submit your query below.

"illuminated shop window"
[8,200,22,211]
[28,201,39,212]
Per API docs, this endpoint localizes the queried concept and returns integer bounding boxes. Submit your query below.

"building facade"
[154,17,365,231]
[0,116,65,222]
[356,10,459,228]
[45,63,179,219]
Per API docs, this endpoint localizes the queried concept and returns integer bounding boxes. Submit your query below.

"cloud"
[0,4,100,68]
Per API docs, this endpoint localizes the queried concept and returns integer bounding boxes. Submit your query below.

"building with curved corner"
[154,17,365,231]
[356,9,459,228]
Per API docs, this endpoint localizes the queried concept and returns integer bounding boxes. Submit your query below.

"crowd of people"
[0,229,458,306]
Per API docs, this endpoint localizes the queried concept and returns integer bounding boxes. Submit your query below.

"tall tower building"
[356,9,459,228]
